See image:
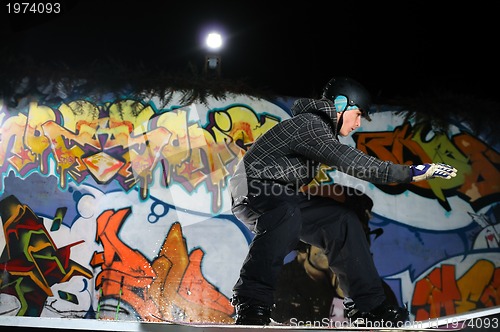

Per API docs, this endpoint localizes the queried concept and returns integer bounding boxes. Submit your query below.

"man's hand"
[410,163,458,182]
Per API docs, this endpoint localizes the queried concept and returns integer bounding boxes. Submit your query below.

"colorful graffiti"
[0,95,499,325]
[352,124,499,212]
[0,100,279,215]
[1,100,497,216]
[92,208,233,323]
[412,260,499,320]
[0,195,92,316]
[0,195,234,322]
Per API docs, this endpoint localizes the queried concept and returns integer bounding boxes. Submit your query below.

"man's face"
[338,108,362,136]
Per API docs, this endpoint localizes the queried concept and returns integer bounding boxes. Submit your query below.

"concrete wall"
[0,90,498,327]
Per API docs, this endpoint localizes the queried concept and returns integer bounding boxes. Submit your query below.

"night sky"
[1,0,497,100]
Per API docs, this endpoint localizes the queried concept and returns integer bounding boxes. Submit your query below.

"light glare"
[206,32,222,50]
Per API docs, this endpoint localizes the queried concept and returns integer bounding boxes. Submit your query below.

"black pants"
[231,181,385,312]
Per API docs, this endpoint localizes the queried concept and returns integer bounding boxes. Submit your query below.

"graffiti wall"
[0,91,498,326]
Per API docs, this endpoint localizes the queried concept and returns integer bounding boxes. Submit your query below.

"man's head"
[322,77,372,136]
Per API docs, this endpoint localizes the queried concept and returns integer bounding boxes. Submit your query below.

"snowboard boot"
[344,298,409,327]
[231,295,273,325]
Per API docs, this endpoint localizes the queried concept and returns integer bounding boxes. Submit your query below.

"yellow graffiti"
[0,99,279,212]
[0,113,36,173]
[42,121,87,189]
[128,127,173,197]
[412,126,471,201]
[108,100,155,136]
[456,260,496,312]
[156,110,190,184]
[150,222,234,323]
[412,260,499,320]
[222,106,279,149]
[25,102,55,174]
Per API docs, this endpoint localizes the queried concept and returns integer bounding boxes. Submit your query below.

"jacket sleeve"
[290,115,412,184]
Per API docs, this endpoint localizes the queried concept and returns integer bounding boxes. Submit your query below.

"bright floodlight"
[206,32,223,50]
